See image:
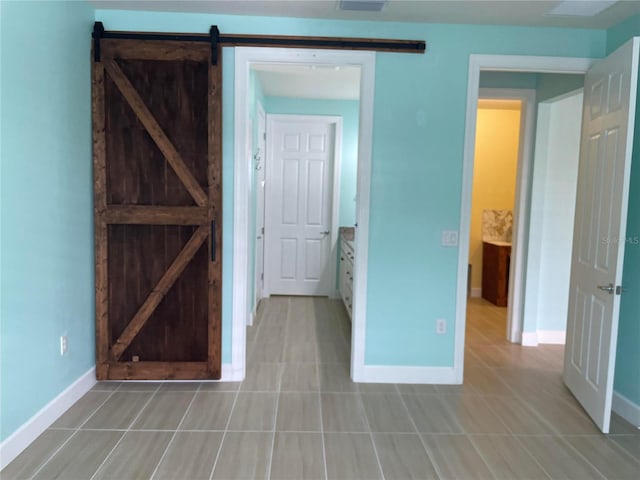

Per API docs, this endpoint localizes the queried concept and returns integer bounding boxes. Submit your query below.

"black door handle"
[211,219,216,262]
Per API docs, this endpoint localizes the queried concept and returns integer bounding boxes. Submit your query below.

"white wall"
[523,90,583,345]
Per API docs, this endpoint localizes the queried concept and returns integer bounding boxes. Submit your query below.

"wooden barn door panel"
[93,38,221,380]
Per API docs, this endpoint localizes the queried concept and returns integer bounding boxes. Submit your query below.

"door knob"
[321,230,330,236]
[597,283,615,294]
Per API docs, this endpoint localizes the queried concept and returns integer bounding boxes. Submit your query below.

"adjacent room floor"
[3,296,639,479]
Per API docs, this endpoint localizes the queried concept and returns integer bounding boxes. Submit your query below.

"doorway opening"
[233,48,376,381]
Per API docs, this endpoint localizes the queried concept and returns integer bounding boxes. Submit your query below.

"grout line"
[148,384,203,480]
[208,379,243,480]
[356,379,385,479]
[26,386,123,480]
[87,383,163,480]
[397,387,447,480]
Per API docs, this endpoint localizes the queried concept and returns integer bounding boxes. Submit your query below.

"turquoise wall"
[95,8,606,368]
[0,1,95,441]
[264,96,360,227]
[608,18,640,407]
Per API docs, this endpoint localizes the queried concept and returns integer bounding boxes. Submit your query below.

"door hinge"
[616,285,625,295]
[261,273,264,280]
[261,227,265,234]
[263,132,267,141]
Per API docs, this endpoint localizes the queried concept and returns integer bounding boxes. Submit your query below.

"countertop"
[484,240,512,247]
[339,226,355,242]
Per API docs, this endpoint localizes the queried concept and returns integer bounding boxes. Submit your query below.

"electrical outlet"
[436,319,447,335]
[441,230,459,247]
[60,335,68,356]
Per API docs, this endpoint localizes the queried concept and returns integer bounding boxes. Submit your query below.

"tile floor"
[2,296,639,479]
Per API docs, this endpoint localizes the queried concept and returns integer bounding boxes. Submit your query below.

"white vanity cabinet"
[339,236,354,319]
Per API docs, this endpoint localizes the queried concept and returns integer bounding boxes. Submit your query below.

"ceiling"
[92,0,640,29]
[252,64,361,100]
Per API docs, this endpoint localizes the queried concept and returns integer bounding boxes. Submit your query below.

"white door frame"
[477,87,537,346]
[263,113,343,298]
[253,101,266,311]
[233,47,375,381]
[456,54,594,382]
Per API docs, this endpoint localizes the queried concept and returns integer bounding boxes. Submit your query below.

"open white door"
[564,38,639,433]
[254,103,267,306]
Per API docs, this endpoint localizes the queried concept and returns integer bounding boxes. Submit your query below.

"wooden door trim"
[103,59,208,207]
[207,56,223,376]
[93,61,109,379]
[110,225,210,361]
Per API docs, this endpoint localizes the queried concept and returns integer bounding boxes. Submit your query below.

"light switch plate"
[441,230,459,247]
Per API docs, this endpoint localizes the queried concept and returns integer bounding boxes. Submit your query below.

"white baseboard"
[470,288,482,298]
[537,330,566,344]
[353,365,458,384]
[220,362,244,382]
[613,391,640,428]
[0,367,96,470]
[521,331,538,346]
[521,330,565,346]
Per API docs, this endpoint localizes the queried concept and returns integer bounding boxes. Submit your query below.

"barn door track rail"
[92,21,426,64]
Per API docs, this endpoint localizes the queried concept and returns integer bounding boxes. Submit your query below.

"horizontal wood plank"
[102,39,209,61]
[110,225,209,361]
[103,59,208,207]
[105,206,209,225]
[105,361,212,380]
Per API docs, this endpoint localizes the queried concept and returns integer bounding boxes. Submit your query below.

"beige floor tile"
[32,430,123,480]
[116,382,162,391]
[324,433,382,480]
[157,382,200,391]
[270,432,325,480]
[92,431,172,479]
[258,325,287,344]
[396,383,438,394]
[610,412,640,434]
[81,391,152,429]
[199,381,241,392]
[180,391,236,430]
[321,393,368,432]
[250,341,285,363]
[153,431,223,480]
[358,382,399,393]
[610,435,640,462]
[482,395,555,434]
[564,435,640,480]
[0,429,73,480]
[525,393,601,434]
[470,434,550,479]
[360,393,415,433]
[283,340,318,363]
[281,363,319,392]
[442,394,511,434]
[227,392,277,431]
[317,341,349,364]
[464,366,514,395]
[421,434,494,480]
[91,382,121,391]
[276,393,322,431]
[373,433,438,480]
[212,432,272,480]
[516,435,605,479]
[319,363,358,393]
[132,391,195,430]
[402,394,463,433]
[50,391,110,428]
[241,362,283,391]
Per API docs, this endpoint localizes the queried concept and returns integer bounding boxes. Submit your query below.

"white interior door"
[266,115,336,296]
[254,103,267,305]
[564,38,639,433]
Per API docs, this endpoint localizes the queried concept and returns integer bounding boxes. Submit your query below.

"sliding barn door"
[92,37,222,380]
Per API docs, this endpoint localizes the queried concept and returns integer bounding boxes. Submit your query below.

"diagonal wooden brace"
[103,59,208,207]
[110,226,209,361]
